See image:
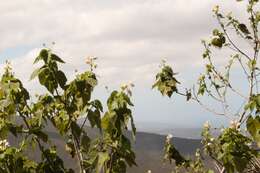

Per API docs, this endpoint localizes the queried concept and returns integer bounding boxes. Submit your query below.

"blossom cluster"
[85,56,98,70]
[4,60,12,73]
[166,133,173,143]
[203,121,210,129]
[120,81,135,96]
[159,58,167,68]
[230,119,241,130]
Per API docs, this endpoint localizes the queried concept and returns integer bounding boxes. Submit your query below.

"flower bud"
[203,121,210,129]
[213,5,219,13]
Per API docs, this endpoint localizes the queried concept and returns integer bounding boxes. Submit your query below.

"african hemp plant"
[0,49,136,173]
[153,0,260,173]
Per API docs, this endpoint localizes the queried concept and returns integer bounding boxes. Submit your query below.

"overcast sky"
[0,0,252,130]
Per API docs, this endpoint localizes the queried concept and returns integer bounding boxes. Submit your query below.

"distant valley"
[9,121,202,173]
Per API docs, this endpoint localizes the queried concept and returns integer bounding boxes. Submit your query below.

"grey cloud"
[0,0,253,126]
[0,0,250,88]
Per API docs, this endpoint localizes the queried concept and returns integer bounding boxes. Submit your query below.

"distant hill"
[135,121,221,139]
[128,131,201,173]
[8,123,202,173]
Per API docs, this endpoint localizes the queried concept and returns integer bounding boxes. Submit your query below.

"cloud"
[0,0,255,127]
[0,0,250,90]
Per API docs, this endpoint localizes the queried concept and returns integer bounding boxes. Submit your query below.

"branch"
[216,15,251,61]
[176,89,227,117]
[18,112,58,172]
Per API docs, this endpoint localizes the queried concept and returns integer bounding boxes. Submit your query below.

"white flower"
[230,119,240,129]
[207,142,212,146]
[120,83,128,90]
[0,139,9,151]
[112,140,119,148]
[159,58,167,67]
[85,56,98,70]
[147,170,152,173]
[166,134,173,140]
[247,142,252,147]
[120,81,135,96]
[203,121,210,129]
[213,5,219,13]
[166,134,173,143]
[85,56,95,64]
[4,60,12,73]
[210,138,214,142]
[195,151,200,157]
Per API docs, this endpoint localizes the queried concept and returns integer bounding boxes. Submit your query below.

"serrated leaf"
[246,115,260,147]
[238,23,250,34]
[56,70,67,89]
[51,54,65,63]
[30,67,45,80]
[37,49,49,63]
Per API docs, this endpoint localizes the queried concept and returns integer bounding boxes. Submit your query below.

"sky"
[0,0,253,130]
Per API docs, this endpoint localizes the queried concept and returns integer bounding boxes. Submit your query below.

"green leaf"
[238,23,250,34]
[91,100,103,112]
[246,115,260,146]
[38,67,58,93]
[212,29,220,36]
[130,115,136,140]
[255,11,260,23]
[56,70,67,89]
[165,143,187,166]
[51,54,65,63]
[33,56,42,64]
[32,130,48,142]
[71,121,81,139]
[152,65,180,98]
[8,124,23,137]
[30,67,46,81]
[211,37,223,48]
[186,90,192,101]
[248,59,256,71]
[101,112,114,132]
[96,152,109,173]
[30,68,41,80]
[81,133,90,150]
[87,109,101,129]
[34,49,49,64]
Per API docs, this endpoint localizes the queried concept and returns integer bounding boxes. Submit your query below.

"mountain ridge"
[9,121,202,173]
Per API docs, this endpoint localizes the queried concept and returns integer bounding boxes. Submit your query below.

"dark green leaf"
[56,70,67,89]
[51,54,65,63]
[238,23,250,34]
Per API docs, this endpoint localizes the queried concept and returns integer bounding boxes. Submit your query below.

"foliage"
[0,0,260,173]
[153,0,260,172]
[152,60,180,97]
[0,50,136,173]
